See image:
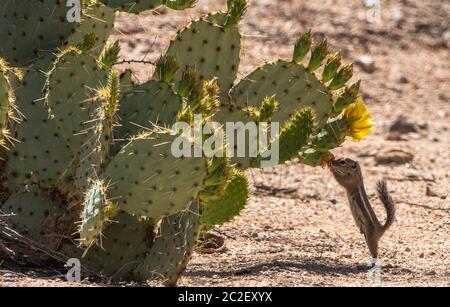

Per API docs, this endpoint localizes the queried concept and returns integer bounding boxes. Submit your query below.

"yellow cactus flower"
[341,98,373,141]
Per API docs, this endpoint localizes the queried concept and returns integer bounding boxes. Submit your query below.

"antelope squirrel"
[328,158,396,260]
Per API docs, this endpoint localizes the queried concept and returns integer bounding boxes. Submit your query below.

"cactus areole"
[0,0,372,284]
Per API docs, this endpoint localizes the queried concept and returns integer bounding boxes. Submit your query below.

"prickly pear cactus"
[0,1,115,66]
[0,0,373,285]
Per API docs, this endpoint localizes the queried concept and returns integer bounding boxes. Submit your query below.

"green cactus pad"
[46,49,107,153]
[115,81,181,141]
[134,201,200,283]
[162,13,241,97]
[79,211,153,279]
[79,181,115,247]
[224,60,333,128]
[104,133,207,220]
[200,170,249,231]
[5,56,73,188]
[275,108,315,164]
[0,1,115,66]
[1,186,64,249]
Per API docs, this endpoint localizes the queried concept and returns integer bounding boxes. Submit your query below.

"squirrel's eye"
[352,164,357,169]
[340,160,346,165]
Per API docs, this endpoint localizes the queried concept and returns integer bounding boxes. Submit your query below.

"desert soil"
[1,0,449,287]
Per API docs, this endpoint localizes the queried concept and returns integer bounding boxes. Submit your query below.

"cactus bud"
[178,66,199,97]
[163,0,197,10]
[307,39,329,72]
[278,108,315,164]
[329,63,354,90]
[224,0,248,27]
[99,41,121,71]
[313,119,347,152]
[299,151,333,167]
[322,52,342,83]
[95,70,120,121]
[77,33,97,53]
[199,78,220,117]
[154,55,180,84]
[333,80,361,112]
[257,95,279,122]
[293,30,312,63]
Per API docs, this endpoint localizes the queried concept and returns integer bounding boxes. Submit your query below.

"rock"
[356,55,376,73]
[415,21,431,33]
[442,31,450,48]
[438,93,449,102]
[390,9,404,23]
[426,185,447,199]
[389,116,421,134]
[399,76,409,84]
[386,132,408,141]
[375,149,414,165]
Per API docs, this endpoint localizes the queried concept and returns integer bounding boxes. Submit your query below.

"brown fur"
[329,158,396,259]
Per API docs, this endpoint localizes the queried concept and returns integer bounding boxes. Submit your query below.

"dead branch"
[0,213,99,278]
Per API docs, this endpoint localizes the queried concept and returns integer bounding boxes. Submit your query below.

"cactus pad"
[5,56,73,188]
[200,170,248,231]
[163,13,241,97]
[0,1,115,66]
[79,181,115,247]
[134,201,200,283]
[46,49,107,152]
[79,211,153,279]
[224,60,333,128]
[104,133,207,220]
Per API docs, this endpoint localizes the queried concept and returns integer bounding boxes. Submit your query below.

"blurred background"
[110,0,449,286]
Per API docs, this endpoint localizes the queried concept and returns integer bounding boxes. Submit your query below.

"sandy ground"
[1,0,449,287]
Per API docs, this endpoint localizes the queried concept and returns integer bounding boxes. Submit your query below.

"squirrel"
[328,158,396,260]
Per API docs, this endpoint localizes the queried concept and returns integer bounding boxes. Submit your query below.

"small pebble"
[356,55,376,73]
[389,116,421,134]
[375,149,414,165]
[426,185,447,199]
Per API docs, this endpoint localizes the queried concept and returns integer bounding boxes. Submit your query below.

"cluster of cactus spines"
[275,108,315,165]
[0,60,20,159]
[0,0,372,284]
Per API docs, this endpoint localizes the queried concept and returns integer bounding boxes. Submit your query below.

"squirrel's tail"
[376,180,396,233]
